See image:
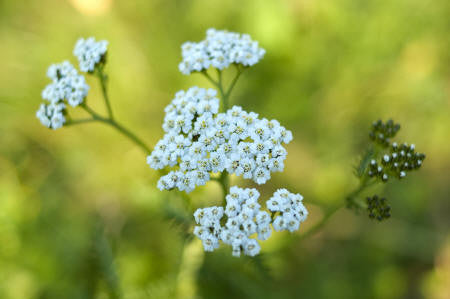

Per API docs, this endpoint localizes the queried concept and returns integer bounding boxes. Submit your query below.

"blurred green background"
[0,0,449,298]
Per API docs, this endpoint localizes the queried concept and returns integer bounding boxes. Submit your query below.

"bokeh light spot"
[68,0,112,16]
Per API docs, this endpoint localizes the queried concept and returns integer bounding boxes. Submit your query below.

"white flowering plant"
[38,29,425,258]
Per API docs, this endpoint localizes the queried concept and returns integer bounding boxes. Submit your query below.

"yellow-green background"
[0,0,449,298]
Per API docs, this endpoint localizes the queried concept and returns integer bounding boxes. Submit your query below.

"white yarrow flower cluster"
[267,189,308,232]
[37,61,89,129]
[147,86,292,192]
[73,37,108,72]
[36,102,66,130]
[179,28,266,75]
[193,187,307,257]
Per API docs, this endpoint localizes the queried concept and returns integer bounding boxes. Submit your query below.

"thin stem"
[97,67,114,119]
[201,70,220,88]
[346,176,376,208]
[215,70,228,111]
[218,171,229,203]
[65,118,97,126]
[93,218,122,299]
[103,119,152,155]
[80,104,152,155]
[299,177,375,240]
[201,67,245,200]
[215,70,231,199]
[81,103,100,117]
[298,204,343,241]
[224,66,243,99]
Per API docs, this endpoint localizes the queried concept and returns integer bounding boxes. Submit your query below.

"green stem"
[218,172,230,203]
[224,66,243,99]
[216,70,227,111]
[65,118,97,126]
[102,118,152,155]
[201,70,220,88]
[298,204,343,241]
[299,177,375,240]
[80,104,152,155]
[346,176,376,208]
[97,67,114,119]
[93,219,122,299]
[201,67,245,200]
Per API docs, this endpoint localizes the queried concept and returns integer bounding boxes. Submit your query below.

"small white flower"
[177,172,196,193]
[257,223,272,241]
[202,234,220,252]
[242,220,258,235]
[266,197,281,212]
[253,167,271,185]
[255,211,271,225]
[209,151,226,173]
[225,200,241,218]
[296,204,309,222]
[284,213,300,232]
[272,216,286,231]
[240,158,255,179]
[232,244,242,257]
[268,157,284,172]
[191,170,210,186]
[180,156,197,172]
[156,176,171,191]
[220,228,237,245]
[243,239,261,257]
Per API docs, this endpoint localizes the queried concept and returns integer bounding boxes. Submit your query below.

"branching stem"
[67,69,152,155]
[202,68,243,199]
[299,176,376,240]
[97,66,114,119]
[77,104,152,155]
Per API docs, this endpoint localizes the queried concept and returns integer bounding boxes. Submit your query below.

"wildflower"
[147,87,292,192]
[73,37,108,72]
[192,186,307,256]
[36,103,66,130]
[37,61,89,129]
[41,61,89,107]
[267,189,308,232]
[178,28,266,75]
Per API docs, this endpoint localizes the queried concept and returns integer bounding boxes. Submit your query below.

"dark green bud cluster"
[369,119,400,147]
[366,195,391,221]
[367,142,425,182]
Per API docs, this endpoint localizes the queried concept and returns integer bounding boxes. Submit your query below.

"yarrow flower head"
[266,189,308,232]
[365,118,425,183]
[366,195,391,221]
[73,37,108,73]
[37,61,89,129]
[36,102,66,130]
[147,86,293,193]
[368,142,425,182]
[179,28,266,75]
[348,119,426,220]
[369,119,401,147]
[193,187,307,257]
